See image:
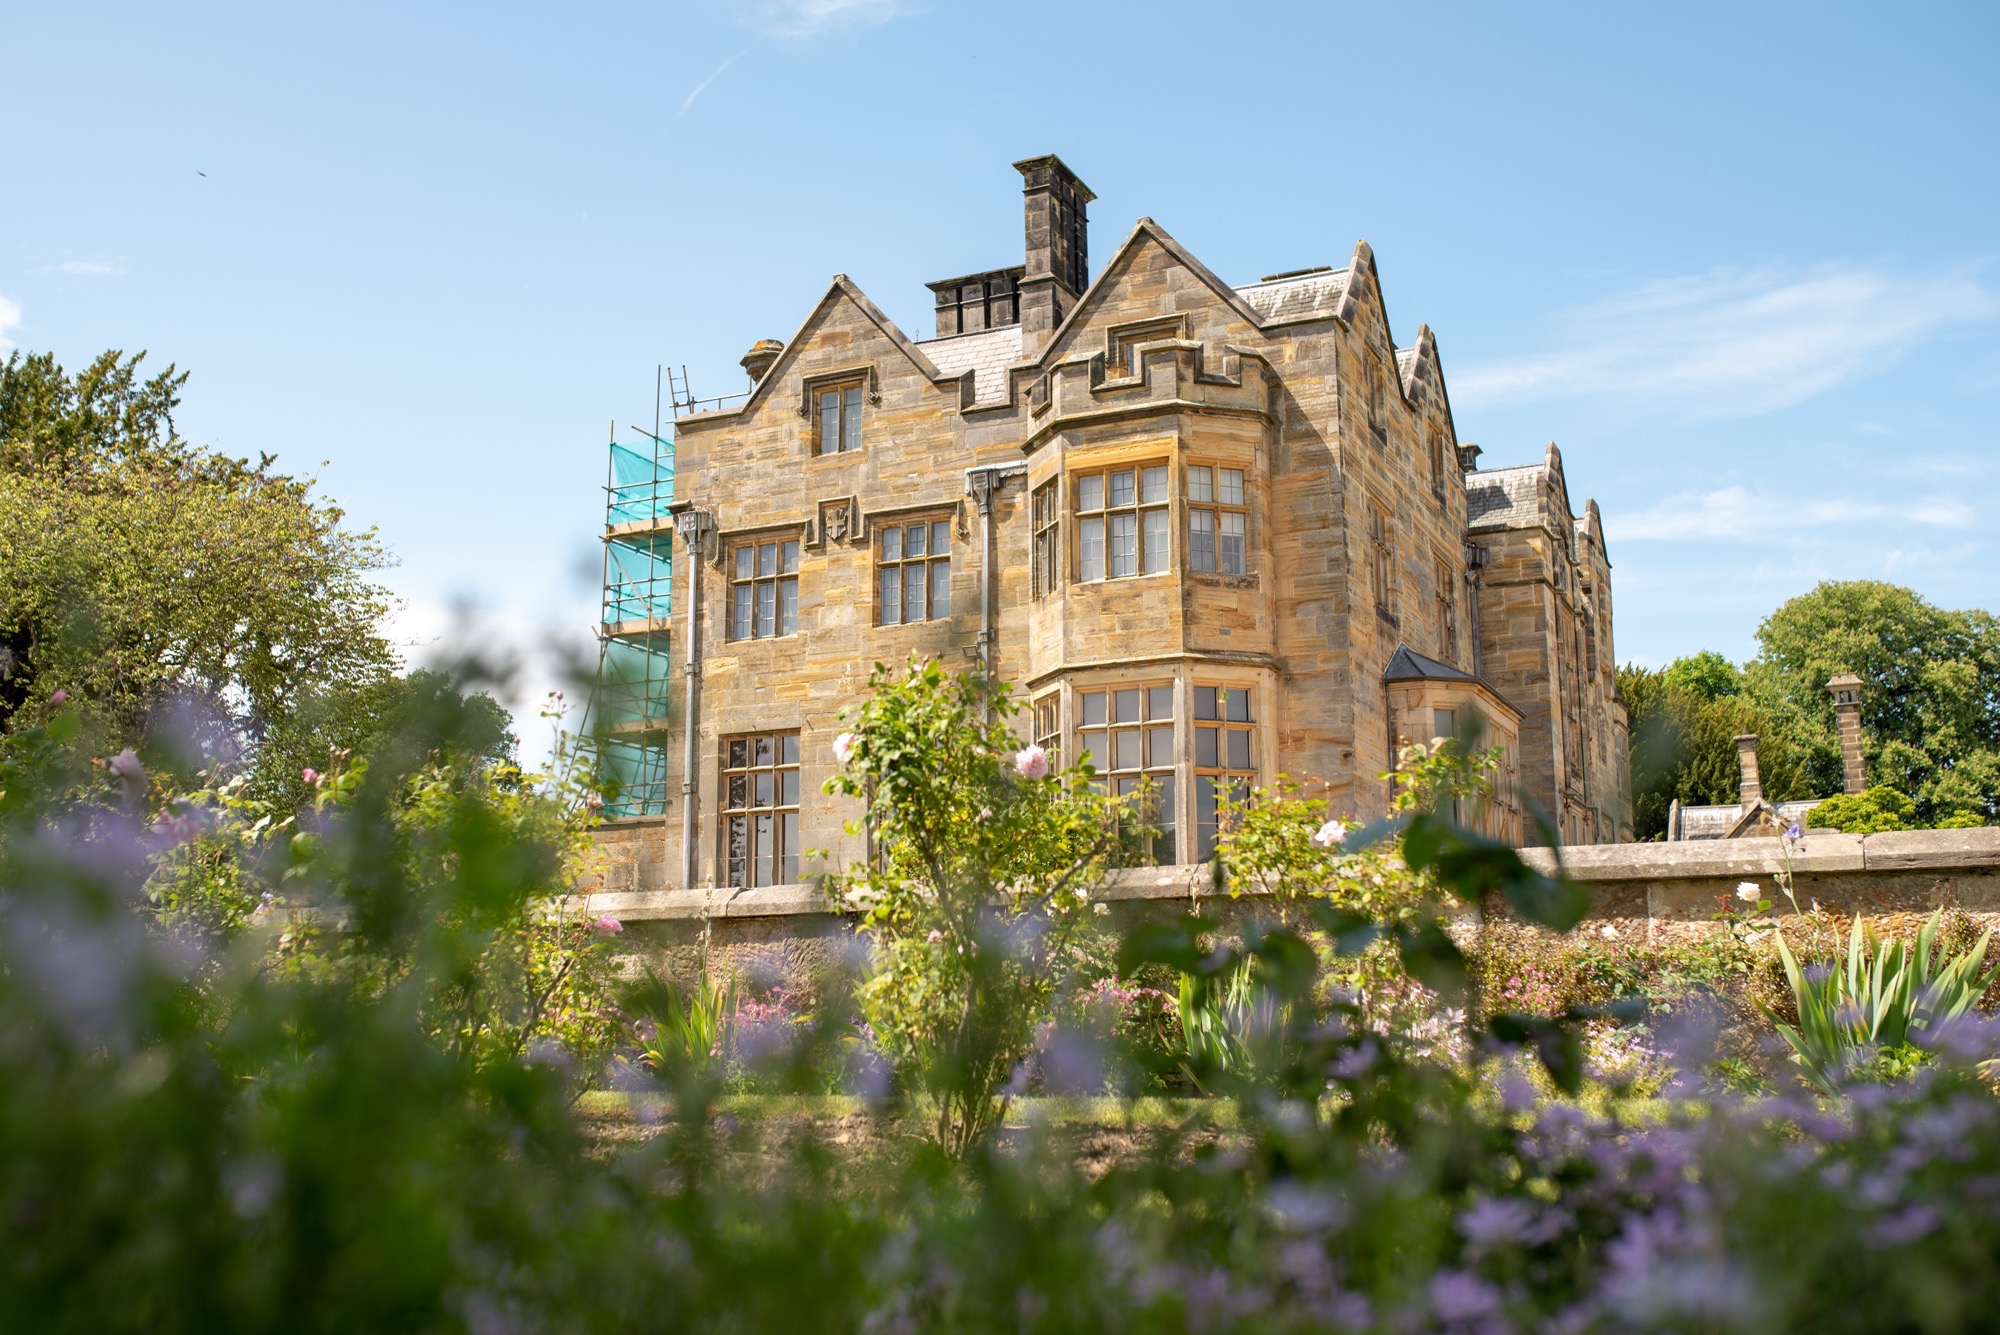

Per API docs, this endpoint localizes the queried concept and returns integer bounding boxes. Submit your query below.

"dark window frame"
[876,516,953,626]
[728,536,800,641]
[721,732,801,888]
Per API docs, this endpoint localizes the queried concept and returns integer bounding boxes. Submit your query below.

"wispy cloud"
[53,259,123,276]
[1875,452,1991,482]
[1615,484,1976,541]
[0,295,21,351]
[678,54,739,117]
[746,0,912,38]
[1455,262,1995,418]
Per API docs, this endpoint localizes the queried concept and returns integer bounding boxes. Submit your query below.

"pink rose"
[301,768,320,785]
[49,690,68,705]
[592,915,624,936]
[1013,744,1049,781]
[1311,819,1348,849]
[833,731,859,765]
[107,748,146,791]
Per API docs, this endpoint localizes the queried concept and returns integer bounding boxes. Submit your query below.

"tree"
[0,349,397,790]
[1620,656,1809,840]
[1746,581,2000,823]
[1661,648,1741,701]
[252,668,517,811]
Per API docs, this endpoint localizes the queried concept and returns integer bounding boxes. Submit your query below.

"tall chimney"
[1735,734,1762,809]
[1827,673,1866,795]
[1014,155,1094,358]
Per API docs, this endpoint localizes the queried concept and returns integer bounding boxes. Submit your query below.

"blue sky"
[6,0,1997,729]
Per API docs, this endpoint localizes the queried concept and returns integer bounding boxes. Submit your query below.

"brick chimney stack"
[1827,673,1866,795]
[1014,155,1094,357]
[1735,734,1762,809]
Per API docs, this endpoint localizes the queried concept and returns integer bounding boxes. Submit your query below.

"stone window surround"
[875,511,955,627]
[798,365,881,457]
[724,530,802,642]
[719,730,802,889]
[1035,662,1277,869]
[1035,443,1262,592]
[1073,459,1171,582]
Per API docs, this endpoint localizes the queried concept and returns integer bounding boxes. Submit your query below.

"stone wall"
[589,828,2000,991]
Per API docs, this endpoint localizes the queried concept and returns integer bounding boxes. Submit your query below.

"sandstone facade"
[596,155,1630,897]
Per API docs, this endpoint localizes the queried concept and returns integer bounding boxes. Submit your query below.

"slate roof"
[1233,268,1352,323]
[1394,345,1419,390]
[1672,799,1823,841]
[1464,463,1545,531]
[915,324,1021,406]
[1383,645,1477,683]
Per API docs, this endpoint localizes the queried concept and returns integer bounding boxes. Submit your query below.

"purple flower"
[1013,744,1050,781]
[1458,1195,1535,1252]
[1428,1269,1501,1322]
[1785,822,1805,840]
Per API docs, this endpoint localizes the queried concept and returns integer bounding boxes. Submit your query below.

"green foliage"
[631,968,739,1079]
[1772,909,1999,1095]
[1747,579,2000,824]
[1619,662,1809,838]
[1661,648,1743,701]
[821,659,1117,1155]
[251,667,517,813]
[0,348,397,795]
[1807,785,1918,834]
[9,659,2000,1329]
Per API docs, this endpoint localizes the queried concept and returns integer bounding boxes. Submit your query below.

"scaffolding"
[591,427,675,818]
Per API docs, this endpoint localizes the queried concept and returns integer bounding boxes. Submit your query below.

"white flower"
[832,731,858,765]
[1310,819,1348,850]
[1013,744,1050,781]
[1092,903,1110,917]
[1735,881,1760,903]
[977,807,993,821]
[1599,924,1617,939]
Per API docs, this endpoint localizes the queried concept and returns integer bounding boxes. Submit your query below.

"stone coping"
[585,864,1221,922]
[1517,828,1999,881]
[584,829,2000,923]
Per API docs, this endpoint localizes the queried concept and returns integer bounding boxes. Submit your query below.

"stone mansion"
[610,154,1630,895]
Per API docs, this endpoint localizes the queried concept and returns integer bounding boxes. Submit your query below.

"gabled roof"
[677,274,944,424]
[1464,464,1545,530]
[1465,444,1576,535]
[1033,217,1274,364]
[1383,645,1477,683]
[1234,268,1353,323]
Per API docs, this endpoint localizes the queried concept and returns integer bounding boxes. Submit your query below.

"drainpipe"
[965,463,1027,718]
[672,505,713,890]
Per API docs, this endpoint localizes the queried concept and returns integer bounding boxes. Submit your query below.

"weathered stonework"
[592,829,2000,995]
[590,155,1631,902]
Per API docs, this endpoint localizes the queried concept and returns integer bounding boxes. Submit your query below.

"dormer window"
[815,382,864,454]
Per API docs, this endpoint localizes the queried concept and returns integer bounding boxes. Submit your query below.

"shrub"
[1807,785,1918,833]
[820,659,1117,1155]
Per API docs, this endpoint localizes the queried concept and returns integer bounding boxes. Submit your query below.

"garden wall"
[584,823,2000,988]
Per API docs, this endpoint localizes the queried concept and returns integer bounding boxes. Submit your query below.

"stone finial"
[1827,673,1866,795]
[1734,733,1762,808]
[740,339,784,384]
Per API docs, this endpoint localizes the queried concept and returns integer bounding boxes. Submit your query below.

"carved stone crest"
[809,496,861,549]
